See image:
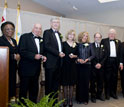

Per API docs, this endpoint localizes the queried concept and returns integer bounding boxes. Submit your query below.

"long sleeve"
[43,30,59,56]
[18,34,36,61]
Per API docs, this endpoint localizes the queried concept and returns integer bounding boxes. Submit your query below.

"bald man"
[18,24,46,103]
[101,29,122,100]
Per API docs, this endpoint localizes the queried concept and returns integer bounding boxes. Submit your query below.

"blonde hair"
[78,31,90,43]
[65,29,76,41]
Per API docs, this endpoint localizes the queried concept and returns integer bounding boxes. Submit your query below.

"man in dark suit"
[43,17,65,99]
[90,33,106,103]
[18,23,46,103]
[101,29,123,100]
[120,42,124,97]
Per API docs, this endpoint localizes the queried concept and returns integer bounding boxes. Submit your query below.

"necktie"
[97,43,99,48]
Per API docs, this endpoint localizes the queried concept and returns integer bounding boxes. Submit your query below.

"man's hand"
[95,63,102,69]
[14,54,20,61]
[42,56,47,62]
[35,54,42,60]
[120,64,123,71]
[59,52,65,58]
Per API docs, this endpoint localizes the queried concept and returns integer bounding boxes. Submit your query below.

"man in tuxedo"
[43,18,65,99]
[90,33,106,103]
[101,29,123,100]
[18,23,46,103]
[120,42,124,97]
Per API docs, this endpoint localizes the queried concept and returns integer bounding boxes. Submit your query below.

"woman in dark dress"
[76,32,94,105]
[0,21,20,102]
[61,30,78,107]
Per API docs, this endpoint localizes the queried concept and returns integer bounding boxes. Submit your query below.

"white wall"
[67,8,124,27]
[0,8,124,42]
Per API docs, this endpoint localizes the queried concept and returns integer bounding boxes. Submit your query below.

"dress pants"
[19,74,39,103]
[120,69,124,95]
[45,67,61,99]
[104,57,118,97]
[90,68,104,97]
[76,64,91,103]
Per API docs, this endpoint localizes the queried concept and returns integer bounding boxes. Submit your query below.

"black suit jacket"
[0,35,18,72]
[91,42,106,67]
[101,38,122,65]
[18,32,43,76]
[43,28,63,69]
[120,42,124,64]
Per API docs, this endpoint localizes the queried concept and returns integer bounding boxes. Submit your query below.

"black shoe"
[91,98,96,103]
[97,95,105,101]
[83,102,88,105]
[105,95,110,100]
[110,94,118,99]
[122,94,124,97]
[77,101,83,104]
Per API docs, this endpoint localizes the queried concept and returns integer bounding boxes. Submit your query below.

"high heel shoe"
[63,104,67,107]
[69,99,73,107]
[69,104,73,107]
[63,100,68,107]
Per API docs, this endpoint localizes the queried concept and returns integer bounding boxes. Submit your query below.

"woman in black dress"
[76,32,94,105]
[0,21,20,102]
[61,30,78,107]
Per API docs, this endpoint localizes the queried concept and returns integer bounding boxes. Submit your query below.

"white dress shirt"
[95,42,100,48]
[110,41,116,57]
[33,33,40,54]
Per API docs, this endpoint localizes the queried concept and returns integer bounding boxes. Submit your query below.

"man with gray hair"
[18,23,46,103]
[43,17,65,100]
[101,29,123,100]
[90,33,106,103]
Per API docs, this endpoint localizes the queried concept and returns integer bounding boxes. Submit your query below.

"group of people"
[0,17,124,107]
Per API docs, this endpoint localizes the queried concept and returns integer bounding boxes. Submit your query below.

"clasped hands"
[77,58,89,64]
[35,54,47,62]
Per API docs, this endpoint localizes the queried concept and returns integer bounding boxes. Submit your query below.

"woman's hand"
[84,58,89,63]
[69,53,77,59]
[77,59,85,64]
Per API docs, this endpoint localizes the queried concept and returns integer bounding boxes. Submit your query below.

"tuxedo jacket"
[91,42,106,68]
[0,35,18,72]
[18,32,43,76]
[43,28,63,69]
[101,38,122,65]
[121,42,124,64]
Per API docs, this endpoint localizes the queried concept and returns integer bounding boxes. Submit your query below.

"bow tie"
[109,39,115,41]
[54,31,58,33]
[34,36,40,39]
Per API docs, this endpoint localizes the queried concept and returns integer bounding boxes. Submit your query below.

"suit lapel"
[106,38,110,55]
[30,33,39,53]
[50,29,59,49]
[115,39,119,54]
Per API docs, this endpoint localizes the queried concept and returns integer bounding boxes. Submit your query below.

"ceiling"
[32,0,124,26]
